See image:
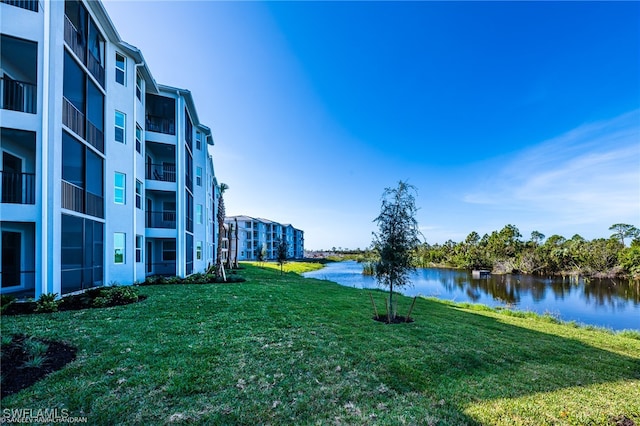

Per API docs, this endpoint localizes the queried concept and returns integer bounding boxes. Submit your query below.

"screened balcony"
[1,35,37,114]
[64,0,105,88]
[146,94,176,135]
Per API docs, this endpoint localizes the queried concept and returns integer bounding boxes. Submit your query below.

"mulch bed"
[2,294,147,316]
[373,314,415,324]
[1,335,77,399]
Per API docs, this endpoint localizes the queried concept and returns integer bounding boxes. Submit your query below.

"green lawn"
[1,264,639,425]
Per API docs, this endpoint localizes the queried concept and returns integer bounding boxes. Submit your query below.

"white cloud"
[463,110,640,235]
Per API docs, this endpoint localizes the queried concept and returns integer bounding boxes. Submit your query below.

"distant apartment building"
[224,216,304,261]
[1,0,220,298]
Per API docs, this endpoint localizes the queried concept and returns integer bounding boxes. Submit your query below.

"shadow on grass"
[335,293,640,423]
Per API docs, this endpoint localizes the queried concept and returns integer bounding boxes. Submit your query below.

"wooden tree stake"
[406,296,417,322]
[369,292,379,320]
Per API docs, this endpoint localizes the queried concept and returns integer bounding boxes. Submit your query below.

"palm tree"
[233,217,239,269]
[215,183,229,279]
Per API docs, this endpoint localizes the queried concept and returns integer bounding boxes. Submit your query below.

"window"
[115,53,126,85]
[135,124,142,154]
[136,235,143,263]
[162,240,176,261]
[136,73,142,100]
[115,111,126,143]
[196,131,202,150]
[135,180,142,209]
[196,204,203,224]
[196,167,202,186]
[114,172,125,204]
[196,241,202,260]
[114,233,125,264]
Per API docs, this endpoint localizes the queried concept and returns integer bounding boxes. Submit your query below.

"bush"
[35,293,59,313]
[142,273,245,286]
[91,286,139,308]
[1,295,17,313]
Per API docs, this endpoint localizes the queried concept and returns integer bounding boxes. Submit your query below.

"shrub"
[1,295,16,314]
[22,338,48,357]
[35,293,59,313]
[91,286,139,308]
[22,355,47,369]
[1,335,13,347]
[142,273,245,285]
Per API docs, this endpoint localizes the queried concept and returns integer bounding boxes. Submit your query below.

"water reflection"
[302,261,640,331]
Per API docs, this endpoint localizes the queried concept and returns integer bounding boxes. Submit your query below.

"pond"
[302,261,640,331]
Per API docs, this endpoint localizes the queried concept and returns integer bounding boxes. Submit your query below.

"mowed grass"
[1,264,639,425]
[243,260,326,274]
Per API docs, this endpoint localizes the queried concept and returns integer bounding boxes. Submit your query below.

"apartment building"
[225,215,304,261]
[0,0,219,298]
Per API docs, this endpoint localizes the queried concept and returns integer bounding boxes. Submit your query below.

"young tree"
[372,181,421,322]
[215,183,229,279]
[256,243,266,266]
[276,238,288,275]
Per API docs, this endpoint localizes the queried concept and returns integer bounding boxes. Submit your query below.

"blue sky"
[103,1,640,250]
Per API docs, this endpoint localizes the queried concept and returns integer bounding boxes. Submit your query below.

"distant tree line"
[359,224,640,279]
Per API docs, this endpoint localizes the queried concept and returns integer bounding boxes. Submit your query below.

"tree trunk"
[233,218,239,269]
[389,280,394,323]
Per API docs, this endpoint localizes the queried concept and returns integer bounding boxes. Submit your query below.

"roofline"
[89,1,158,93]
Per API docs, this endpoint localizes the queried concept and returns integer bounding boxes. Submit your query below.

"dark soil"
[373,314,415,324]
[1,335,77,399]
[612,415,636,426]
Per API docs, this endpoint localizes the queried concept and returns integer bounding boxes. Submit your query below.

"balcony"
[86,53,105,88]
[64,14,86,64]
[0,0,38,12]
[86,120,104,153]
[146,210,176,229]
[1,77,36,114]
[63,97,85,139]
[146,163,176,182]
[86,191,104,219]
[146,115,175,135]
[1,171,35,204]
[61,180,84,213]
[61,180,104,219]
[1,35,37,115]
